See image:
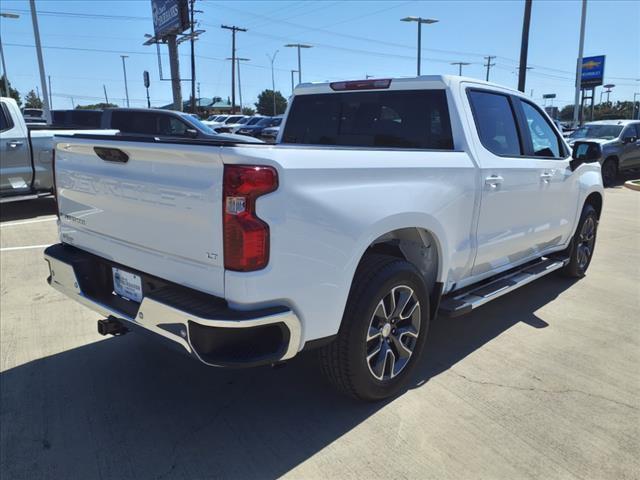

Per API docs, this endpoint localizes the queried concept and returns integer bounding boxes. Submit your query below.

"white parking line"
[0,244,51,252]
[0,217,57,228]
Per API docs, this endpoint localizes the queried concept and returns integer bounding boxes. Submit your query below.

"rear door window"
[519,100,562,158]
[468,90,521,156]
[282,89,453,149]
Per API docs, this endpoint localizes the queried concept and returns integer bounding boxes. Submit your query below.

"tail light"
[223,165,278,271]
[329,79,392,91]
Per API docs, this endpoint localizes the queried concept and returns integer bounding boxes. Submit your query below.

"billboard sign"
[151,0,189,38]
[580,55,605,88]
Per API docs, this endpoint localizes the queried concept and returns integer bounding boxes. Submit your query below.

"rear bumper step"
[439,256,569,317]
[44,243,302,367]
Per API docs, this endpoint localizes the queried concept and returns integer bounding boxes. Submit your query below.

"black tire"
[319,254,430,401]
[562,204,598,278]
[601,158,618,187]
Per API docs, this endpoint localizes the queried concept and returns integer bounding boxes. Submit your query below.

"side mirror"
[185,128,199,138]
[570,141,602,171]
[622,135,637,144]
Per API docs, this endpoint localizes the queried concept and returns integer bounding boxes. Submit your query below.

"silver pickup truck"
[0,97,115,203]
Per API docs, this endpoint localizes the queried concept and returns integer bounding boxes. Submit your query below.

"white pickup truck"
[0,97,115,202]
[44,76,603,400]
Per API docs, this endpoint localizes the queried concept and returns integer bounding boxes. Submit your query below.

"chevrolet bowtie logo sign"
[581,55,606,89]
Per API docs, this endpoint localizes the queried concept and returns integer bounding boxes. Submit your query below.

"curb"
[624,180,640,192]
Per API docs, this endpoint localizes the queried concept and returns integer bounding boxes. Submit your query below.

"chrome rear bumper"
[44,244,302,367]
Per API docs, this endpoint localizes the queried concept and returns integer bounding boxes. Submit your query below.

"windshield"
[247,117,263,125]
[237,117,249,125]
[225,116,243,124]
[570,124,623,140]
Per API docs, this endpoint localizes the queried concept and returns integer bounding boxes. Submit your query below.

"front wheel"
[562,204,598,278]
[319,254,430,401]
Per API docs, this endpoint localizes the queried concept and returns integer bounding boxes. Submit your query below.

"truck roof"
[292,75,519,96]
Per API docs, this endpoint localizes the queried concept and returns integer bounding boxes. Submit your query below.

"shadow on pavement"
[0,197,57,222]
[0,275,576,480]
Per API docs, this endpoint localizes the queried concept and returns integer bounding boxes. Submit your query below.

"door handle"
[540,172,553,182]
[485,175,504,189]
[7,141,24,148]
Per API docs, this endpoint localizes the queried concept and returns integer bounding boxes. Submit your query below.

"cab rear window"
[282,90,453,150]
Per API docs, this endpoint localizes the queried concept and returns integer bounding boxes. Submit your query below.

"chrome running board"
[439,256,569,317]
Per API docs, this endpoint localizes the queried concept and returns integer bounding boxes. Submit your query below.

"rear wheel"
[320,254,430,401]
[562,204,598,278]
[601,158,618,187]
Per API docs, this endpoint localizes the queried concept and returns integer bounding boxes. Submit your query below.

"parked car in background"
[236,116,283,138]
[260,125,280,142]
[22,108,46,124]
[45,76,603,400]
[1,97,116,202]
[203,115,228,128]
[230,116,265,133]
[215,115,248,133]
[567,120,640,185]
[101,109,262,143]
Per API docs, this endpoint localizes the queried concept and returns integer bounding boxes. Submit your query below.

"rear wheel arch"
[362,227,441,298]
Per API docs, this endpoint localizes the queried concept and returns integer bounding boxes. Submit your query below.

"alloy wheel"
[366,285,421,381]
[577,216,596,270]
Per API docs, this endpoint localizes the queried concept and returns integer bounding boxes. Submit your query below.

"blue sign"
[151,0,189,38]
[580,55,605,88]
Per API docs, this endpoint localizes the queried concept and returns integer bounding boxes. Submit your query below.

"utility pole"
[227,57,249,112]
[290,69,298,94]
[484,56,496,81]
[572,0,587,128]
[284,43,312,84]
[167,35,182,111]
[189,0,196,113]
[266,50,279,115]
[450,62,470,76]
[103,84,109,104]
[517,0,533,92]
[29,0,51,123]
[221,25,247,114]
[48,74,52,109]
[120,55,130,107]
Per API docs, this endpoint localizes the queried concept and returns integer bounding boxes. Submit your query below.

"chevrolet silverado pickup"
[0,97,116,202]
[44,76,604,400]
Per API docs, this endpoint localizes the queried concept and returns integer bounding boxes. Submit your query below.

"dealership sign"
[151,0,189,38]
[580,55,605,88]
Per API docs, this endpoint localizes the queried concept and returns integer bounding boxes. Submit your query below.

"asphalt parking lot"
[1,182,638,480]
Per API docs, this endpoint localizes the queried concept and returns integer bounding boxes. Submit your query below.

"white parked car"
[44,76,603,400]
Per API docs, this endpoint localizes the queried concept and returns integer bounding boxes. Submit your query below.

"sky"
[1,0,638,111]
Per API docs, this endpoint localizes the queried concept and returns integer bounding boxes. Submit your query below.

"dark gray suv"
[568,120,640,186]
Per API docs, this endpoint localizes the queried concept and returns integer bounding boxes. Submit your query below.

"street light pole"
[266,50,279,115]
[572,0,587,128]
[517,0,533,93]
[0,12,19,97]
[29,0,51,123]
[290,69,298,95]
[120,55,130,107]
[401,16,439,76]
[284,44,312,84]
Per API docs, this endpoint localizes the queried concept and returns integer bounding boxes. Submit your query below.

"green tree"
[0,75,22,106]
[255,89,287,115]
[75,102,118,110]
[24,89,43,108]
[241,106,256,116]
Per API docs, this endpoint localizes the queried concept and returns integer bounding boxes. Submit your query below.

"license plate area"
[112,267,143,303]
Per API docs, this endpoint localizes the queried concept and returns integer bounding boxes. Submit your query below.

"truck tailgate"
[55,138,226,297]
